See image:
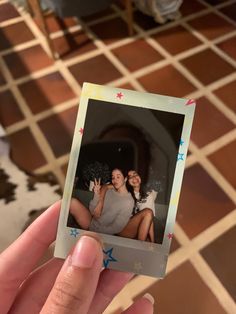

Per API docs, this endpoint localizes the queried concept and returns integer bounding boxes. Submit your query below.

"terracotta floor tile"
[52,30,97,60]
[35,15,78,34]
[133,10,161,30]
[112,39,163,71]
[191,97,235,147]
[201,226,236,302]
[82,7,115,22]
[117,83,135,90]
[69,54,122,85]
[38,107,78,157]
[0,69,6,86]
[169,237,180,253]
[61,163,68,176]
[180,48,235,85]
[208,140,236,189]
[138,64,196,97]
[0,90,24,127]
[152,25,202,55]
[180,0,207,16]
[177,164,234,239]
[3,45,53,79]
[220,3,236,22]
[19,72,76,114]
[89,17,134,45]
[213,80,236,113]
[187,12,235,40]
[217,36,236,61]
[8,128,46,171]
[136,261,227,314]
[0,21,35,51]
[0,3,19,23]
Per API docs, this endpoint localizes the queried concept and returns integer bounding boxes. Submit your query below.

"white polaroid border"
[54,82,195,278]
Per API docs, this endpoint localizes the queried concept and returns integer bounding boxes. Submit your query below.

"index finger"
[0,201,61,313]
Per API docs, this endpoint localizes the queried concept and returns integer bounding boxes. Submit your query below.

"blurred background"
[0,0,235,313]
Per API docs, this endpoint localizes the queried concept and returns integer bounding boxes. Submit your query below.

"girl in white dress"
[127,170,157,242]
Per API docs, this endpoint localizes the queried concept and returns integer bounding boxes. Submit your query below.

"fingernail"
[143,293,155,305]
[71,236,99,268]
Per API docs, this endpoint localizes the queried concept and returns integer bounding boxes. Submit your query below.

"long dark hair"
[126,171,148,215]
[111,168,128,182]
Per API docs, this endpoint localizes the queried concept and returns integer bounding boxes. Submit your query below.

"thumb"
[41,235,103,314]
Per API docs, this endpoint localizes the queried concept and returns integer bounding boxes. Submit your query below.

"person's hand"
[0,201,154,314]
[93,178,101,195]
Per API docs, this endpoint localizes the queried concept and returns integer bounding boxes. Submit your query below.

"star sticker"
[186,99,195,106]
[70,228,79,237]
[177,153,184,161]
[116,92,124,99]
[79,128,84,135]
[103,248,117,268]
[134,262,143,272]
[180,139,184,146]
[167,233,174,240]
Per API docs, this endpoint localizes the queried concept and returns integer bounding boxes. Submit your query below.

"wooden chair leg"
[125,0,134,36]
[26,0,57,59]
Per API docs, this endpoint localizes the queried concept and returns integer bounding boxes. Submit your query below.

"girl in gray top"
[70,169,154,241]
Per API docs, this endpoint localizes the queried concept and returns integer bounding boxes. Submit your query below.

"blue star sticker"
[70,228,79,237]
[180,139,184,146]
[177,153,184,161]
[103,248,117,268]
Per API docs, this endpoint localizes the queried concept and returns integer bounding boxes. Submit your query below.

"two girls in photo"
[70,169,157,242]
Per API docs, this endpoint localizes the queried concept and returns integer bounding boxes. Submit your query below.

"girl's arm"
[93,184,113,218]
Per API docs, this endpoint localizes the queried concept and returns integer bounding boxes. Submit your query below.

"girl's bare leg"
[148,222,155,243]
[137,209,153,241]
[70,198,92,229]
[118,208,153,241]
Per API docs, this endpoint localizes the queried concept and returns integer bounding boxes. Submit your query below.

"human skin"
[0,201,154,314]
[127,170,155,243]
[70,169,153,241]
[70,169,129,229]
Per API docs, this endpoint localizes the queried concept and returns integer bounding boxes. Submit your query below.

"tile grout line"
[0,1,235,312]
[2,1,236,180]
[0,55,65,186]
[115,210,236,313]
[5,98,79,134]
[75,18,147,92]
[0,15,24,27]
[0,4,67,186]
[201,128,236,155]
[189,140,236,204]
[174,222,236,314]
[15,9,87,186]
[1,0,234,57]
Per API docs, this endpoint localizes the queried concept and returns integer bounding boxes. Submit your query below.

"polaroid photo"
[54,83,195,278]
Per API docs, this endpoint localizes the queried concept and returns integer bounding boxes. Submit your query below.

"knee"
[142,208,154,219]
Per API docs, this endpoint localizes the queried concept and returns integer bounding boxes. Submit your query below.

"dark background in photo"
[68,98,184,244]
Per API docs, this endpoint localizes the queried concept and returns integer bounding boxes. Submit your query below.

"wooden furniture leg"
[125,0,134,36]
[26,0,57,59]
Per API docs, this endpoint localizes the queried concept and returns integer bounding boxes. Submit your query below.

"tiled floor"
[0,0,235,313]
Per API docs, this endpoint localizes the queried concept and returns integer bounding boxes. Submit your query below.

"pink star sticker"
[167,233,174,240]
[116,92,124,99]
[79,128,84,135]
[186,99,195,106]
